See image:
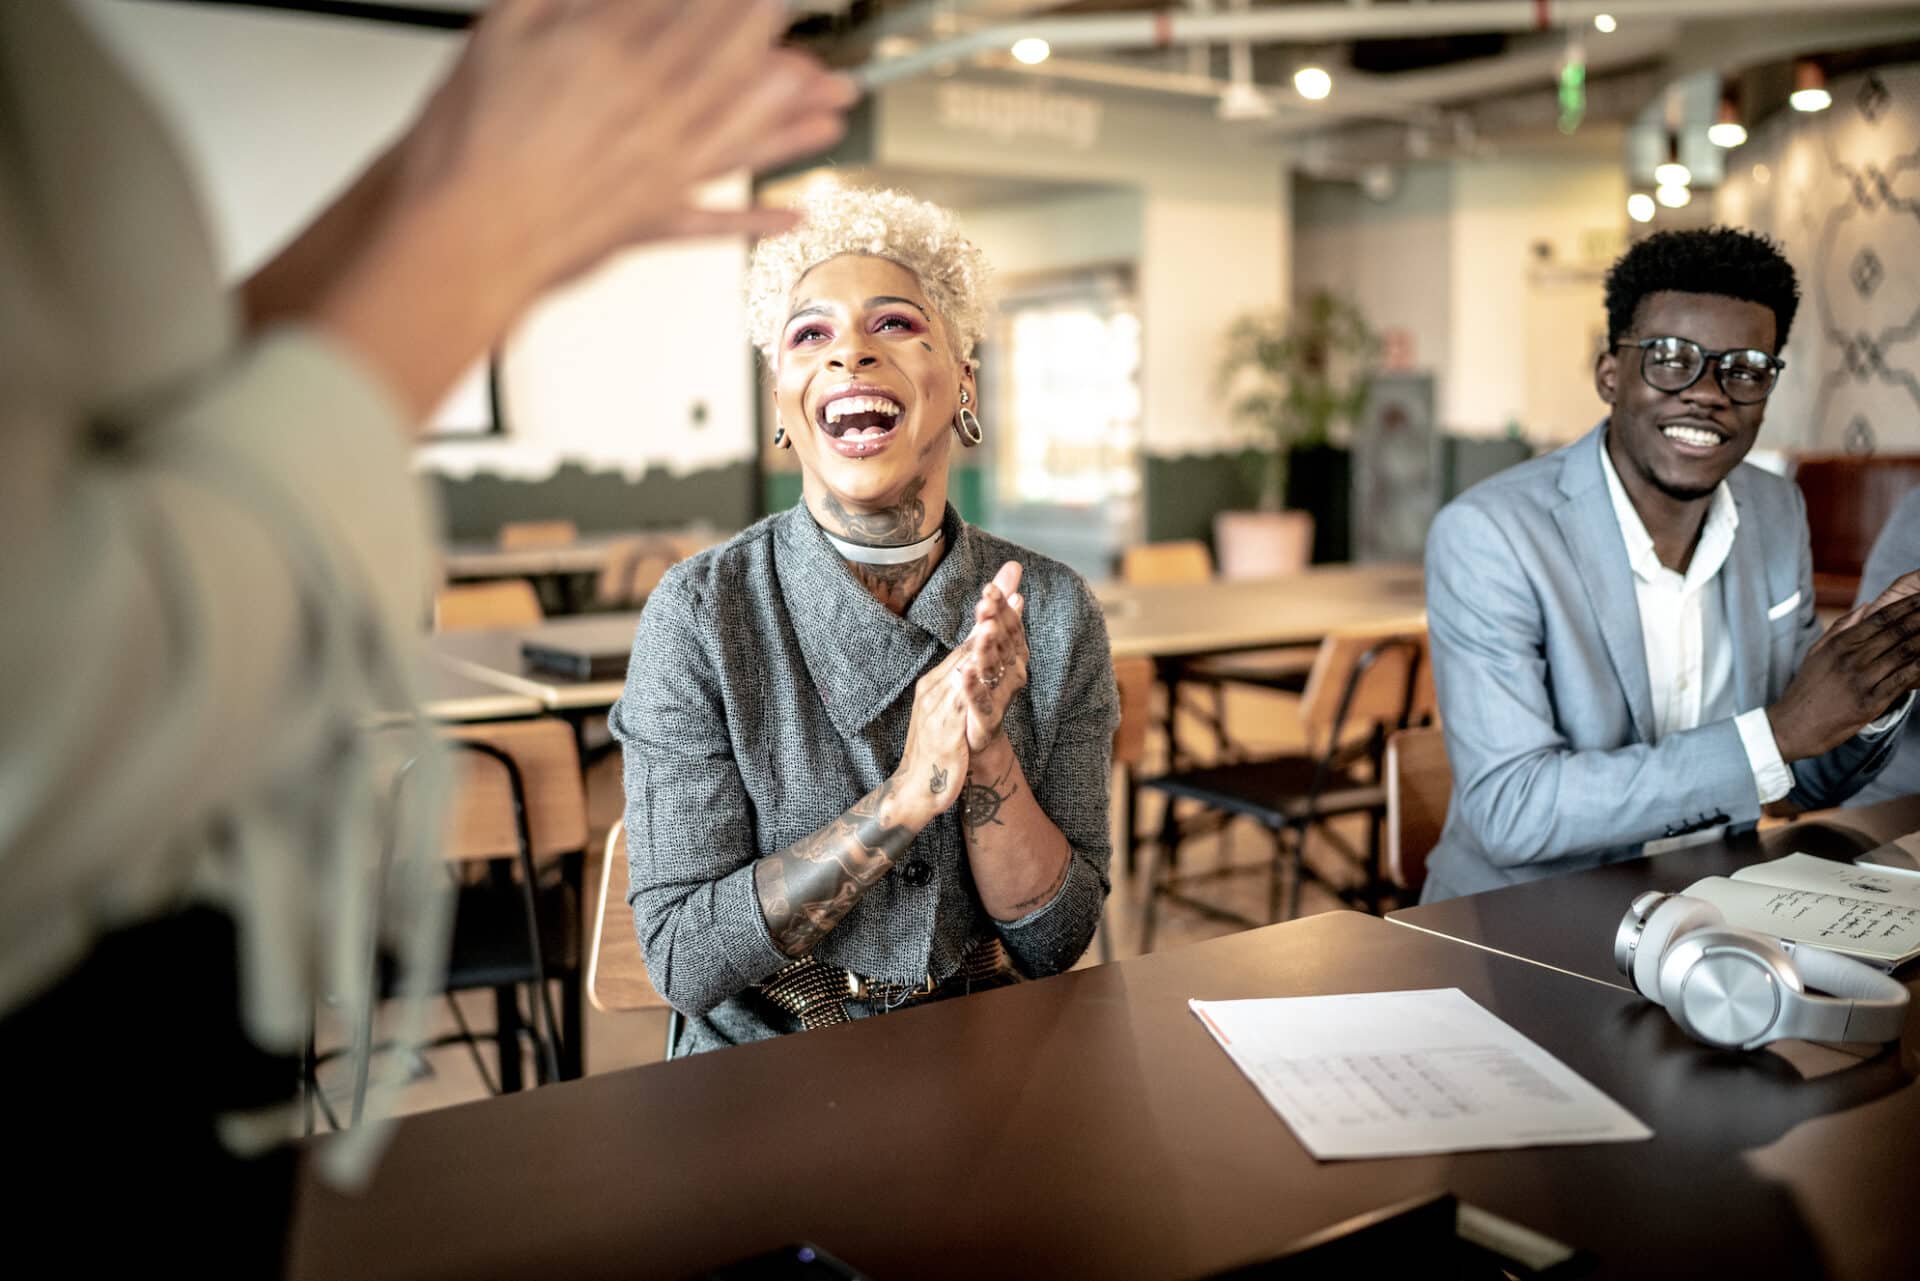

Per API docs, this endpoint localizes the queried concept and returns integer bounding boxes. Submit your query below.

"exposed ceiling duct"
[852,0,1920,89]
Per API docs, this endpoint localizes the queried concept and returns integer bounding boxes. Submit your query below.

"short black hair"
[1603,226,1801,351]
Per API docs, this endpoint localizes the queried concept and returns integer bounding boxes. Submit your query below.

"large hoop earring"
[955,407,984,447]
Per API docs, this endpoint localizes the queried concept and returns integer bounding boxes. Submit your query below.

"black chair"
[1138,626,1433,950]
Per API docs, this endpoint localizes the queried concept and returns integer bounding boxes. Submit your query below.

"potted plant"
[1216,291,1381,565]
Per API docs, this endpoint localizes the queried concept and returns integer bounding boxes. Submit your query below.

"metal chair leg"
[1141,787,1183,954]
[494,986,524,1092]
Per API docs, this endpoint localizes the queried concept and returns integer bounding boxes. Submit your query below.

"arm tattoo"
[754,777,916,958]
[960,762,1017,834]
[930,763,948,795]
[1008,851,1071,913]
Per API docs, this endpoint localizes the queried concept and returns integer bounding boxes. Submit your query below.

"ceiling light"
[1216,82,1276,121]
[1790,61,1830,112]
[1011,37,1051,65]
[1709,96,1747,148]
[1656,183,1691,209]
[1628,192,1656,223]
[1654,132,1690,187]
[1294,65,1333,101]
[1594,14,1618,34]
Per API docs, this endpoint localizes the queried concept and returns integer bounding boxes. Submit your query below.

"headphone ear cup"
[1632,895,1725,1006]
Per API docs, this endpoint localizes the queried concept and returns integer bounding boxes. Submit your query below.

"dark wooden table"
[288,909,1920,1281]
[1389,796,1920,989]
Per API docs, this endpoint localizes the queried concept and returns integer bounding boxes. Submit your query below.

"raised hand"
[401,0,856,298]
[959,561,1030,753]
[1768,578,1920,761]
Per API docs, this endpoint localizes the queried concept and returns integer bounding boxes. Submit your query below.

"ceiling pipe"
[852,0,1920,89]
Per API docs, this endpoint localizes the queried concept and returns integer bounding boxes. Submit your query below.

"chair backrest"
[594,534,683,609]
[496,519,578,551]
[588,822,671,1015]
[1385,726,1451,893]
[1298,623,1430,750]
[1794,453,1920,580]
[433,580,543,632]
[440,718,586,865]
[1110,655,1156,770]
[1120,539,1213,586]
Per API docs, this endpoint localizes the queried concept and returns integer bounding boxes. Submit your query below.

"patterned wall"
[1717,64,1920,454]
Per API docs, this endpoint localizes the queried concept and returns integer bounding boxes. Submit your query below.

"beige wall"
[1447,158,1627,442]
[874,77,1290,459]
[1296,154,1627,445]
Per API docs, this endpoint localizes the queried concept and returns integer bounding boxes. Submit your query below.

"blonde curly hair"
[746,185,993,366]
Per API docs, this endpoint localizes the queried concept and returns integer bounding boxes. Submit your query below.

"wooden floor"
[315,681,1372,1123]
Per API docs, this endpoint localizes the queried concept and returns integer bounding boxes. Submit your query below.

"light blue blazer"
[1420,424,1901,901]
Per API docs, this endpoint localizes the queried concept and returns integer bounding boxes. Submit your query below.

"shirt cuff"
[1735,707,1795,805]
[1861,691,1916,739]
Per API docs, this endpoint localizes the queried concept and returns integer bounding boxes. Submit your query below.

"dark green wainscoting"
[1145,445,1353,564]
[1142,449,1266,548]
[431,460,759,540]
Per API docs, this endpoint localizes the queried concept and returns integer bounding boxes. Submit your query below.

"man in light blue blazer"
[1422,228,1920,902]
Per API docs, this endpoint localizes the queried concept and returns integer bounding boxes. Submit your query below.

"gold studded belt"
[757,935,1019,1031]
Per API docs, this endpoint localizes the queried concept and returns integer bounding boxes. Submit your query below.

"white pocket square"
[1767,591,1802,621]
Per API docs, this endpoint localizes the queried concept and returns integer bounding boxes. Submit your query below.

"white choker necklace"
[823,526,944,566]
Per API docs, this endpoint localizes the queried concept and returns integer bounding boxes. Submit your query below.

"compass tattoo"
[960,761,1018,834]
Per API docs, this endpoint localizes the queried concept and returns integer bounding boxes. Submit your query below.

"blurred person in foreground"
[610,187,1119,1055]
[0,0,852,1268]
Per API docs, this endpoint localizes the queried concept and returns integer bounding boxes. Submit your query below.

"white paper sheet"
[1190,989,1652,1160]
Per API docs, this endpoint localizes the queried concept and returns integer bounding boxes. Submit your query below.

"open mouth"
[817,388,904,458]
[1659,421,1729,453]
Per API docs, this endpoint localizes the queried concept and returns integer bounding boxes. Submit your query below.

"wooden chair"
[1385,725,1451,898]
[1118,541,1315,768]
[435,717,589,1091]
[434,579,543,632]
[1120,539,1213,586]
[594,533,683,610]
[318,717,588,1130]
[589,822,684,1056]
[496,519,578,551]
[1139,623,1432,948]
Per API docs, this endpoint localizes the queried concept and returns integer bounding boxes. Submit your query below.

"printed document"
[1190,988,1652,1160]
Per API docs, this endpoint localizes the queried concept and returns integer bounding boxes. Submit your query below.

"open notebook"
[1683,853,1920,969]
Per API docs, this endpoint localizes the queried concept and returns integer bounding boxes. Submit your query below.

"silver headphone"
[1613,891,1909,1050]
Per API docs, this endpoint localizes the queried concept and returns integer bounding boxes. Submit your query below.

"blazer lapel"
[1554,426,1655,741]
[1720,484,1770,709]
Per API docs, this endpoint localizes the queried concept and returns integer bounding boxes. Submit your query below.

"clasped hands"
[1768,568,1920,762]
[895,562,1030,825]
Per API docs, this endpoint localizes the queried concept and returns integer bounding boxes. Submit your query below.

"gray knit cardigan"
[609,503,1118,1055]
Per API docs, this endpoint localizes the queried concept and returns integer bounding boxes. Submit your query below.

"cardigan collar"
[773,500,984,738]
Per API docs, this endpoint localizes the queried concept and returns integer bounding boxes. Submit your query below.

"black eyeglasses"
[1613,336,1785,404]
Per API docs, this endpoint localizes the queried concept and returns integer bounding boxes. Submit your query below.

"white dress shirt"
[1600,447,1903,835]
